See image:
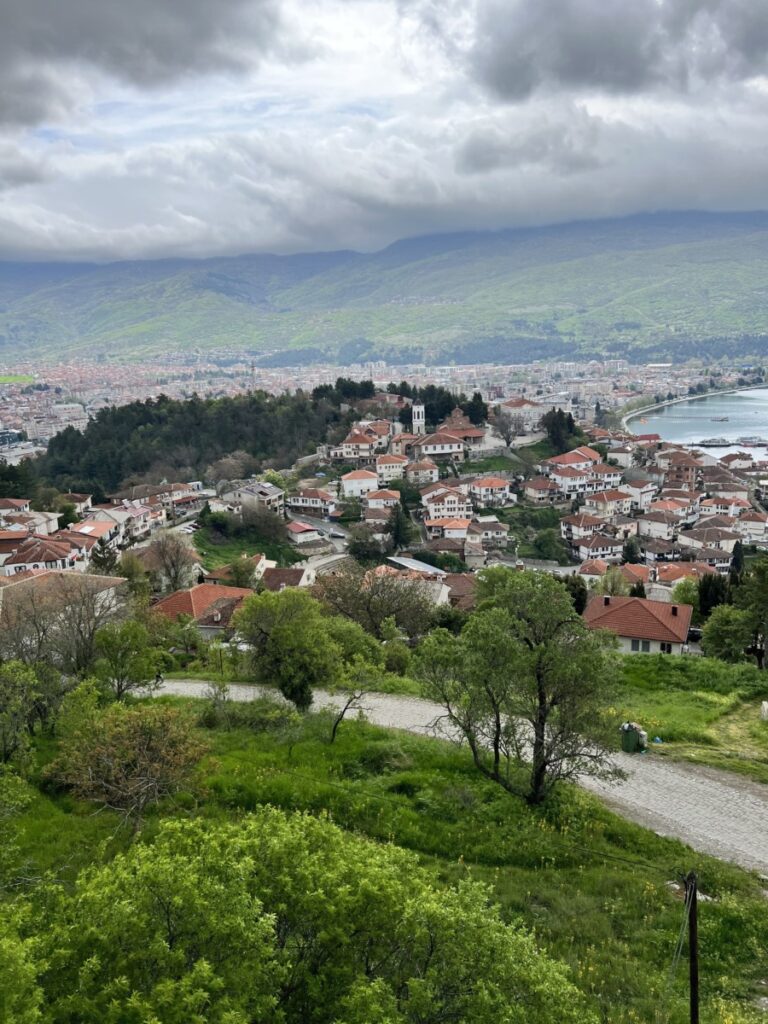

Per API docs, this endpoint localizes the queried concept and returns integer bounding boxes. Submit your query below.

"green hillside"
[2,211,768,363]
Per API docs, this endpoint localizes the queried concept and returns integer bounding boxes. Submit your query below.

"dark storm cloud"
[0,0,283,124]
[470,0,768,99]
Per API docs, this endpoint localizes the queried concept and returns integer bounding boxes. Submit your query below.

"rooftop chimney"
[671,605,678,616]
[603,595,610,606]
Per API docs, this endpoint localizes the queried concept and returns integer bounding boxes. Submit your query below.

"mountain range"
[3,211,768,365]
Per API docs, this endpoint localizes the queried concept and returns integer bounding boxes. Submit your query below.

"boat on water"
[697,437,729,446]
[710,416,729,422]
[736,436,768,446]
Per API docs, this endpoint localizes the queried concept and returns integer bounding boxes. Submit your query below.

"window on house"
[631,639,640,651]
[641,640,650,653]
[660,642,673,654]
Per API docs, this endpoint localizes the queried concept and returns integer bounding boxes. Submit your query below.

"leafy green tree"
[563,573,588,613]
[671,578,700,624]
[385,504,414,551]
[0,769,32,886]
[532,528,570,564]
[597,567,630,596]
[94,620,162,700]
[388,478,421,510]
[56,501,79,530]
[629,580,647,598]
[462,391,488,425]
[0,912,42,1024]
[227,555,257,588]
[234,589,341,709]
[731,540,745,577]
[622,535,641,564]
[348,524,386,564]
[89,537,119,575]
[701,605,753,663]
[27,810,592,1024]
[419,569,620,804]
[733,555,768,668]
[0,662,38,767]
[698,571,729,621]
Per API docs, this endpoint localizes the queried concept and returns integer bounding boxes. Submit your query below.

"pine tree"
[90,537,119,575]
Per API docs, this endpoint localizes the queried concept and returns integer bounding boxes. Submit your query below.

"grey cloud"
[0,143,48,189]
[0,0,283,124]
[455,111,605,175]
[469,0,768,99]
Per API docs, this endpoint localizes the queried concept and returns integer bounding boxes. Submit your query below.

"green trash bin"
[620,724,640,753]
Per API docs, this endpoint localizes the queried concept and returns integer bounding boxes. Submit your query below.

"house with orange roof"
[375,453,409,484]
[468,476,513,508]
[583,489,633,517]
[411,432,466,462]
[364,489,401,511]
[405,458,439,485]
[541,445,602,474]
[578,558,610,580]
[424,517,472,540]
[340,469,379,498]
[523,477,561,503]
[733,510,768,545]
[575,534,624,563]
[153,583,254,637]
[584,593,692,655]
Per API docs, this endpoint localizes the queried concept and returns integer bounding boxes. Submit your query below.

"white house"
[576,534,625,563]
[364,489,401,510]
[376,454,409,484]
[286,521,322,545]
[412,432,466,462]
[287,488,336,517]
[468,476,513,508]
[583,490,633,517]
[405,459,439,486]
[340,469,379,498]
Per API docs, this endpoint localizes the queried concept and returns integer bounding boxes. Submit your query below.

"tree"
[419,570,620,805]
[733,555,768,668]
[234,589,341,709]
[532,528,569,564]
[622,536,641,564]
[27,809,591,1024]
[0,662,38,767]
[94,620,162,700]
[731,540,745,578]
[315,564,434,639]
[462,391,488,425]
[698,571,729,621]
[628,580,646,598]
[48,694,207,829]
[701,605,753,663]
[385,505,414,551]
[117,550,150,600]
[227,555,257,588]
[671,578,700,624]
[89,537,119,575]
[145,533,197,592]
[563,573,588,613]
[348,524,386,564]
[56,501,79,530]
[597,567,630,596]
[490,410,522,446]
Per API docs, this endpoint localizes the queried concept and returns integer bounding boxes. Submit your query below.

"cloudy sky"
[2,0,768,260]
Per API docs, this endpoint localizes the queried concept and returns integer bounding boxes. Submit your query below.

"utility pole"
[685,871,699,1024]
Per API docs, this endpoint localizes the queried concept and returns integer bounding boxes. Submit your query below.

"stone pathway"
[160,679,768,874]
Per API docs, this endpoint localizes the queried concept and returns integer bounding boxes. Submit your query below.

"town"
[2,373,766,663]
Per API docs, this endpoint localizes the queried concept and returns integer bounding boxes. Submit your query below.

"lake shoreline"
[622,382,768,435]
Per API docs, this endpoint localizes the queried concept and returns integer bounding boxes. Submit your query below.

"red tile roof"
[154,583,253,621]
[583,595,692,643]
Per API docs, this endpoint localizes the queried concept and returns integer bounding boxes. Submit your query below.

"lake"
[626,387,768,453]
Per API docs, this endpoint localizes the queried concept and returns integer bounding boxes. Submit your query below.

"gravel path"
[161,679,768,874]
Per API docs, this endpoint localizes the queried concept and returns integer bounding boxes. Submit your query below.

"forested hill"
[24,379,478,497]
[3,211,768,364]
[36,390,351,497]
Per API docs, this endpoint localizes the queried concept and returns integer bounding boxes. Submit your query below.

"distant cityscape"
[1,353,762,465]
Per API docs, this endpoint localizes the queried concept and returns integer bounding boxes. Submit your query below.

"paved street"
[160,679,768,874]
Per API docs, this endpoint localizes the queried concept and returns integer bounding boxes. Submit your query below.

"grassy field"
[193,525,301,571]
[462,452,524,474]
[613,656,768,781]
[0,373,34,384]
[10,701,768,1024]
